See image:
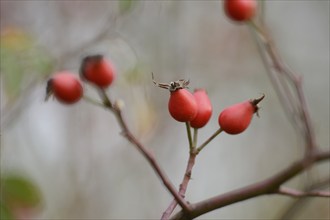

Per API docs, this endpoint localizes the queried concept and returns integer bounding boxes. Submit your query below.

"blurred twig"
[56,13,115,69]
[248,21,317,155]
[276,186,330,198]
[279,177,330,219]
[1,78,45,129]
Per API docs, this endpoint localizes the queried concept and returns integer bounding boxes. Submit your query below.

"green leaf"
[1,174,42,207]
[0,28,54,100]
[0,203,14,220]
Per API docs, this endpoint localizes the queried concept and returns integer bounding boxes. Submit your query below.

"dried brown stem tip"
[249,94,265,116]
[45,79,53,101]
[251,94,265,105]
[152,73,189,92]
[250,94,265,113]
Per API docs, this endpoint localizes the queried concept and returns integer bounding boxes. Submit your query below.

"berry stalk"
[196,128,223,154]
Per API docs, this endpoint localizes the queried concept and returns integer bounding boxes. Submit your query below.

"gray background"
[1,1,329,219]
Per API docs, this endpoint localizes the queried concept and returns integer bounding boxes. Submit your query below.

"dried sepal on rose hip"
[79,54,116,88]
[218,94,265,134]
[152,74,197,122]
[224,0,257,22]
[190,89,213,129]
[45,71,83,104]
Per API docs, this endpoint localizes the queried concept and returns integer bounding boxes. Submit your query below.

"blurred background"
[1,1,329,219]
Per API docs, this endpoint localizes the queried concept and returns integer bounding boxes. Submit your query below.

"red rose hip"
[80,55,116,88]
[224,0,257,22]
[168,88,198,122]
[46,71,83,104]
[190,89,213,128]
[218,95,264,134]
[152,75,197,122]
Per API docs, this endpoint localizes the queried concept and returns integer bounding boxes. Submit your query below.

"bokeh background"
[1,1,329,219]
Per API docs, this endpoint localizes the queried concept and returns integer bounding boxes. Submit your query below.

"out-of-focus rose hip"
[224,0,257,22]
[190,89,213,128]
[46,71,83,104]
[80,55,116,88]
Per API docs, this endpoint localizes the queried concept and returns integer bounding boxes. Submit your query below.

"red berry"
[218,95,264,134]
[224,0,257,22]
[80,55,116,88]
[168,89,198,122]
[46,71,83,104]
[190,89,213,128]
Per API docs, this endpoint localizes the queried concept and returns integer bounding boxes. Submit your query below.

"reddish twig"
[171,149,330,220]
[161,152,197,220]
[276,186,330,198]
[162,126,199,220]
[97,89,191,214]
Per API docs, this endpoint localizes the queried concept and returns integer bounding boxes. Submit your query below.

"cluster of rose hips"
[46,0,261,136]
[46,64,263,136]
[148,0,261,135]
[45,54,115,103]
[152,74,264,135]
